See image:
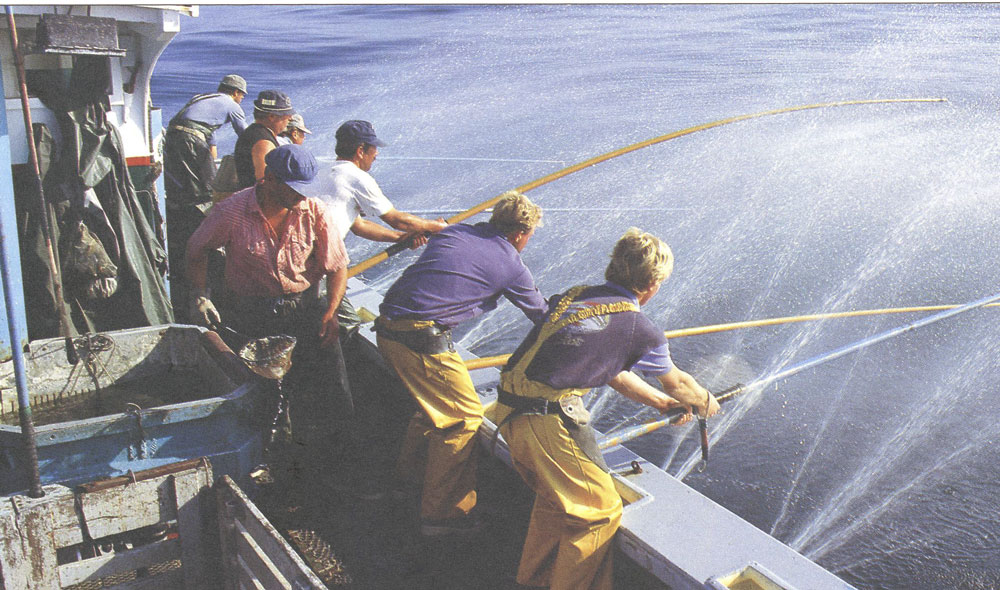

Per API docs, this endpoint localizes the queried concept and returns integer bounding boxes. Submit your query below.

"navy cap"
[254,90,295,115]
[265,144,318,196]
[335,120,386,147]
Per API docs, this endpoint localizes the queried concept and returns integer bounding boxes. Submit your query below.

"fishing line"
[597,289,1000,450]
[315,154,567,165]
[348,97,946,277]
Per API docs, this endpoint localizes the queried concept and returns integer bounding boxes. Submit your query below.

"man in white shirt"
[317,120,447,244]
[299,121,447,500]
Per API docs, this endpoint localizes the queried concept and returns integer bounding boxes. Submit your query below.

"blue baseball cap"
[265,144,318,196]
[335,120,386,147]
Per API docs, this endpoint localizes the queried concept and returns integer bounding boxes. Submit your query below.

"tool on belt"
[493,285,638,472]
[373,319,454,354]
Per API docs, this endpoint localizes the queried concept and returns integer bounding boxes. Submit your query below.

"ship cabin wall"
[0,5,185,360]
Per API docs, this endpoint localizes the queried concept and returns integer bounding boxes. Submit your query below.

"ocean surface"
[152,6,1000,589]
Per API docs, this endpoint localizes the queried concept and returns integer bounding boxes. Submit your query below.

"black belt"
[496,387,559,415]
[375,321,454,355]
[493,387,610,473]
[234,290,311,319]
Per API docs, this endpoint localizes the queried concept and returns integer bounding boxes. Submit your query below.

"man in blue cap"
[319,120,447,244]
[186,144,352,481]
[234,90,296,191]
[163,74,248,321]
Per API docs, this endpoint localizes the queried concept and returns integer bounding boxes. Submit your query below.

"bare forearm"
[350,217,405,242]
[608,371,675,412]
[380,209,446,234]
[326,267,347,315]
[657,369,714,411]
[186,253,209,294]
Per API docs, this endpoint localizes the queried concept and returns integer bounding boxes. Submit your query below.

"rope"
[348,97,946,277]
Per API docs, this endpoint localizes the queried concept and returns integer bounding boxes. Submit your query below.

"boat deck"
[249,336,667,589]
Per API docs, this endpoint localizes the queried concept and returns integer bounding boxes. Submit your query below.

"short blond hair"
[605,227,674,293]
[489,191,543,235]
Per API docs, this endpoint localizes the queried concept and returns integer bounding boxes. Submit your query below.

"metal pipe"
[4,5,45,498]
[348,97,946,277]
[598,290,1000,450]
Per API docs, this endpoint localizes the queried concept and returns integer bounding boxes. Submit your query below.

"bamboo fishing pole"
[347,97,946,278]
[596,290,1000,451]
[463,302,1000,371]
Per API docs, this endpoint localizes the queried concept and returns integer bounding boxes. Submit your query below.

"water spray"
[597,289,1000,451]
[348,97,946,277]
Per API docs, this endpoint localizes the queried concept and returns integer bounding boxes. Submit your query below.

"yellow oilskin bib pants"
[377,318,481,521]
[494,287,637,590]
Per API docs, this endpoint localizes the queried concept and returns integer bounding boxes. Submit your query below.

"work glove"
[190,291,221,328]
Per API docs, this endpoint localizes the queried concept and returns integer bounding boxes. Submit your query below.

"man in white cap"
[164,74,248,321]
[278,113,311,146]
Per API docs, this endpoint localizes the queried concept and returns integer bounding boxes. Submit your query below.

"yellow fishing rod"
[348,97,946,278]
[463,302,1000,371]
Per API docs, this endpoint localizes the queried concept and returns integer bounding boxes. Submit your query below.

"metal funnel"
[238,335,297,380]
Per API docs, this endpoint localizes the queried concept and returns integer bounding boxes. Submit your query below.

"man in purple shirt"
[377,191,546,536]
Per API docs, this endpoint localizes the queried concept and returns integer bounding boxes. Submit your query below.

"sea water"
[152,5,1000,589]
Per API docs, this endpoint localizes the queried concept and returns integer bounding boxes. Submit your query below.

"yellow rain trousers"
[376,320,481,521]
[494,403,622,590]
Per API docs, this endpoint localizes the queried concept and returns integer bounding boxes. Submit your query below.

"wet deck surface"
[251,337,668,590]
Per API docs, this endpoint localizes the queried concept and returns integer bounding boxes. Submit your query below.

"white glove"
[191,294,221,328]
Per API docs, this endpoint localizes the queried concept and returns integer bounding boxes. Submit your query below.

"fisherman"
[319,119,447,242]
[163,74,248,321]
[185,144,351,479]
[310,119,448,335]
[277,113,311,146]
[491,228,720,590]
[376,191,547,535]
[234,90,295,190]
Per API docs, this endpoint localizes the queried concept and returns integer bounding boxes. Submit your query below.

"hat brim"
[255,104,296,116]
[282,178,317,198]
[284,174,330,200]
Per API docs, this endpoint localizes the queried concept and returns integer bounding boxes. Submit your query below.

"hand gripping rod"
[598,290,1000,451]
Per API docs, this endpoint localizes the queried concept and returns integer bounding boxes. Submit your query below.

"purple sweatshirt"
[380,222,547,328]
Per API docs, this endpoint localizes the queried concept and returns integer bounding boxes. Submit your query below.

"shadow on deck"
[251,336,669,590]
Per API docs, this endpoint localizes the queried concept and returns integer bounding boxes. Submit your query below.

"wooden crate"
[0,458,325,589]
[216,476,327,590]
[0,458,213,589]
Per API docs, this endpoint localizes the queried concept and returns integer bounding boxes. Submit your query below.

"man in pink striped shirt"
[186,144,352,480]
